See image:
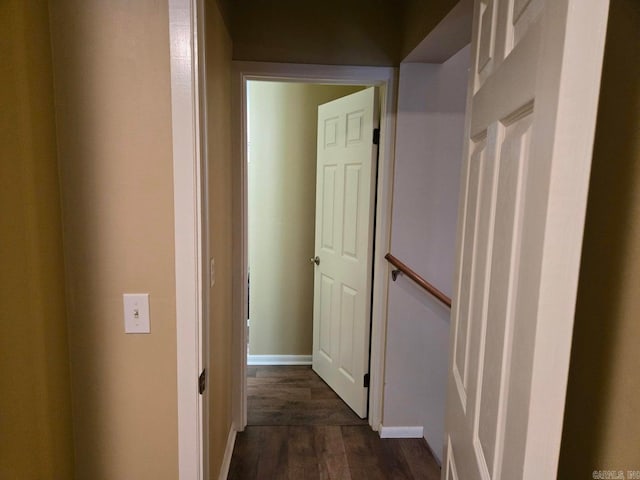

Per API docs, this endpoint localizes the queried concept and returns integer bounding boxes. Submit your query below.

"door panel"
[313,87,378,418]
[319,274,334,360]
[339,284,357,378]
[342,164,361,260]
[444,0,609,478]
[321,166,337,251]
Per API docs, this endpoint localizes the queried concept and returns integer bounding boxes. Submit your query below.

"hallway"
[228,366,440,479]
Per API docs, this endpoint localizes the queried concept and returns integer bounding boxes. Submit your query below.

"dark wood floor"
[228,366,441,479]
[227,425,441,480]
[247,365,367,426]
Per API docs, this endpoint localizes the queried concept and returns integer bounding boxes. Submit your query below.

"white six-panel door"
[312,87,378,418]
[444,0,609,479]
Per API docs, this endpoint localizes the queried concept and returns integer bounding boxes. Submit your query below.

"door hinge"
[198,368,206,395]
[373,128,380,145]
[364,373,370,388]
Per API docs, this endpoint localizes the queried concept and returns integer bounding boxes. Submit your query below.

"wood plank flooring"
[228,426,441,480]
[247,365,367,426]
[228,366,441,479]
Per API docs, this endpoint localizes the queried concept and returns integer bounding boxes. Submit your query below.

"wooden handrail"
[384,253,452,308]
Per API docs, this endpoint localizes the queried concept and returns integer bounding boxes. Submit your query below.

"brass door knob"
[309,256,320,266]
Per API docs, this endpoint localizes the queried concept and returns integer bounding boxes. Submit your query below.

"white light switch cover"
[123,293,150,334]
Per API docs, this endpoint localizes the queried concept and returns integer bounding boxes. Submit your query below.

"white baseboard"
[379,426,425,439]
[247,355,312,365]
[217,425,237,480]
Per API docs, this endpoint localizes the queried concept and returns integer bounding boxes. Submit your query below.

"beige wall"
[400,0,459,60]
[248,82,362,356]
[220,0,459,66]
[227,0,402,66]
[49,1,178,478]
[0,1,74,478]
[559,0,640,475]
[205,2,235,476]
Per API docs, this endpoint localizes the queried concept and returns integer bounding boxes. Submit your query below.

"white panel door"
[312,87,378,418]
[444,1,609,479]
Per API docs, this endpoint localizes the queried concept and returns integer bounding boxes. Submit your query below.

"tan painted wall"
[247,82,362,356]
[228,0,402,66]
[400,0,459,60]
[0,1,74,478]
[221,0,459,66]
[558,0,640,476]
[49,1,178,478]
[205,2,235,476]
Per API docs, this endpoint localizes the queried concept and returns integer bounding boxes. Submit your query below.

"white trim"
[232,61,397,434]
[379,426,425,439]
[168,0,205,478]
[247,355,313,366]
[217,426,237,480]
[195,0,210,478]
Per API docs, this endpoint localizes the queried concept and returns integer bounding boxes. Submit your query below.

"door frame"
[168,0,209,478]
[231,62,398,432]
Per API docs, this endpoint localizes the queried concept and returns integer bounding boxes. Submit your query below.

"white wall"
[382,45,470,462]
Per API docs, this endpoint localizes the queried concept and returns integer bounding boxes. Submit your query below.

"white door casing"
[444,1,609,479]
[233,62,397,435]
[312,87,379,418]
[168,0,207,477]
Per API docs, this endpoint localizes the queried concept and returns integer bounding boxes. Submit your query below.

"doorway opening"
[245,80,378,424]
[232,63,397,434]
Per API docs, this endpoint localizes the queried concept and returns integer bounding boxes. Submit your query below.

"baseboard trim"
[247,355,312,365]
[217,425,237,480]
[379,426,425,439]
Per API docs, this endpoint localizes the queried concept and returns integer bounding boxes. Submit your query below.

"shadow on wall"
[558,0,640,476]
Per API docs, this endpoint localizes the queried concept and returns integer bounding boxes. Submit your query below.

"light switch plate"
[123,293,150,334]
